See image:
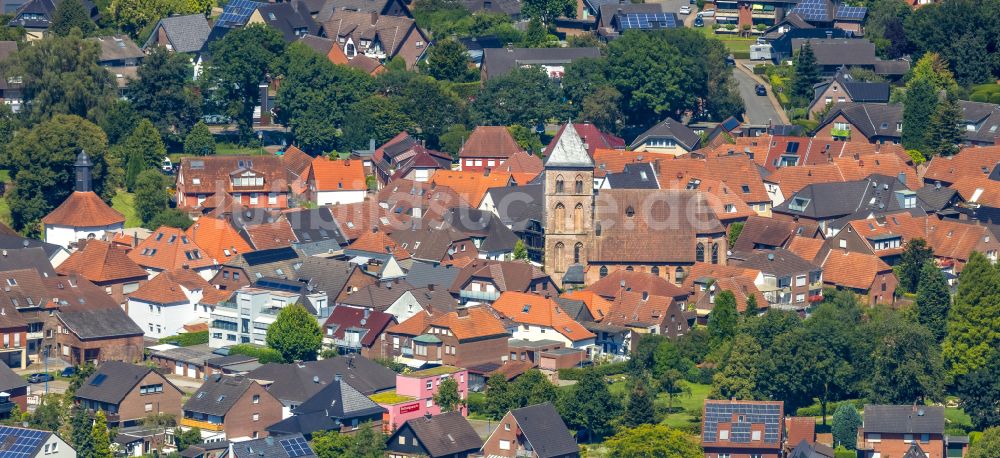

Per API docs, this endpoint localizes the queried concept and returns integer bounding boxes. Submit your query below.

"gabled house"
[459,126,525,172]
[315,0,412,18]
[629,117,701,155]
[248,1,318,43]
[385,411,483,458]
[323,306,396,358]
[187,217,254,265]
[126,267,230,339]
[182,374,283,441]
[808,69,890,119]
[480,402,579,458]
[449,259,557,304]
[923,146,1000,186]
[386,306,510,368]
[701,399,784,458]
[128,226,217,279]
[55,240,148,306]
[814,102,904,143]
[0,426,75,457]
[441,208,521,260]
[373,366,469,431]
[74,361,184,428]
[857,405,955,458]
[479,184,545,263]
[729,248,823,310]
[820,249,897,304]
[305,156,367,206]
[239,219,299,251]
[8,0,98,40]
[227,433,316,458]
[382,286,460,324]
[372,134,453,186]
[603,290,690,342]
[143,14,212,54]
[266,375,386,438]
[491,292,596,354]
[176,156,291,211]
[297,34,385,75]
[55,306,144,365]
[209,247,307,292]
[481,47,601,81]
[282,207,349,255]
[319,11,428,69]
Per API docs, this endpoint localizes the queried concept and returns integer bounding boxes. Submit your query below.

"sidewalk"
[736,60,791,124]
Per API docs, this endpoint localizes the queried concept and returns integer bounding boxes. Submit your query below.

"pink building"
[370,366,468,432]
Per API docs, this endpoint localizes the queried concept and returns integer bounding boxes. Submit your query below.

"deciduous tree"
[604,424,703,458]
[433,377,462,413]
[265,304,323,362]
[127,47,202,141]
[915,260,950,341]
[898,238,934,293]
[341,95,416,150]
[710,334,760,400]
[558,371,621,442]
[134,169,168,227]
[205,24,285,139]
[184,121,216,155]
[426,38,472,82]
[471,66,566,127]
[521,0,574,24]
[51,0,95,36]
[483,374,514,420]
[968,426,1000,458]
[956,353,1000,431]
[864,311,943,404]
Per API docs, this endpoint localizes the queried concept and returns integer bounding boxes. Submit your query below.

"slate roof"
[729,248,821,277]
[863,404,944,434]
[144,14,211,53]
[230,434,317,457]
[316,0,409,19]
[818,102,904,141]
[283,207,349,252]
[449,259,550,293]
[460,0,520,16]
[790,38,878,67]
[604,162,659,189]
[774,174,928,222]
[915,184,959,212]
[0,362,26,393]
[397,412,483,457]
[57,307,143,340]
[733,215,805,251]
[442,208,520,253]
[256,1,319,42]
[789,439,835,458]
[246,356,395,404]
[404,261,461,289]
[483,184,544,232]
[545,123,595,169]
[482,47,600,81]
[75,362,165,404]
[184,375,257,416]
[267,380,385,436]
[629,117,701,151]
[509,403,579,457]
[41,191,125,227]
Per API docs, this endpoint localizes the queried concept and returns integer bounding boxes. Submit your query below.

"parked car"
[694,16,704,27]
[679,5,691,14]
[755,84,767,96]
[27,373,53,383]
[60,367,76,377]
[725,54,736,66]
[699,9,715,17]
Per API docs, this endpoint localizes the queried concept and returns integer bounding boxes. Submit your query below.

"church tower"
[543,123,594,287]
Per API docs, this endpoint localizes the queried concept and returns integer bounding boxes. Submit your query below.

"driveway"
[732,67,785,125]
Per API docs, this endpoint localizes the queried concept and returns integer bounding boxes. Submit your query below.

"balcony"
[459,290,500,302]
[181,417,225,432]
[831,128,851,140]
[26,332,42,340]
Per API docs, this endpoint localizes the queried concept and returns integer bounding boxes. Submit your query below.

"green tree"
[438,124,469,159]
[341,95,416,150]
[507,125,543,155]
[607,31,689,125]
[511,369,558,407]
[622,380,655,427]
[558,371,621,442]
[708,291,738,346]
[123,119,167,191]
[521,0,574,23]
[134,169,168,227]
[710,333,760,400]
[205,24,285,138]
[864,311,943,404]
[472,66,566,127]
[604,424,702,458]
[348,423,386,458]
[184,121,216,155]
[109,0,178,38]
[792,42,820,106]
[7,30,115,124]
[483,374,514,420]
[433,377,463,413]
[943,252,1000,379]
[898,238,934,293]
[915,260,950,342]
[968,427,1000,458]
[5,115,110,235]
[902,75,937,152]
[727,222,744,248]
[909,52,958,95]
[925,92,962,157]
[69,405,93,452]
[29,396,62,431]
[50,0,95,36]
[265,304,322,362]
[149,209,193,230]
[956,353,1000,431]
[387,73,466,148]
[744,294,759,317]
[513,239,528,260]
[579,86,622,135]
[95,100,140,145]
[127,47,202,140]
[276,42,374,153]
[562,57,609,107]
[658,369,690,413]
[174,427,202,452]
[426,38,471,82]
[831,404,862,449]
[522,18,549,48]
[91,410,112,458]
[312,429,354,458]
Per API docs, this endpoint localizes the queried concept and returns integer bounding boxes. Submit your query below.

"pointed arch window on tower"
[575,176,584,194]
[574,203,584,231]
[554,242,565,272]
[600,266,608,278]
[555,176,565,194]
[625,206,635,217]
[711,243,719,264]
[696,243,705,262]
[651,266,660,276]
[574,242,583,264]
[554,203,565,232]
[675,266,684,286]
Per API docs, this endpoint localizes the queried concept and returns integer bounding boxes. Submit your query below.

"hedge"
[732,51,751,60]
[990,93,1000,105]
[228,344,284,364]
[795,399,863,417]
[557,361,629,380]
[158,331,209,347]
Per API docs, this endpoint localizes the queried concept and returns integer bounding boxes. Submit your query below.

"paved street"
[732,67,785,125]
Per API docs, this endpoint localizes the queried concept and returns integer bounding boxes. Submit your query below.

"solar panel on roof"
[792,0,830,22]
[216,0,264,28]
[279,436,313,457]
[0,426,47,458]
[242,247,298,266]
[617,12,679,30]
[835,5,867,20]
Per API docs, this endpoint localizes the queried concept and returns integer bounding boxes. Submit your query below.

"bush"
[228,344,284,364]
[158,331,208,347]
[732,51,750,60]
[752,65,768,75]
[970,92,989,103]
[725,24,737,31]
[795,399,863,417]
[557,361,629,381]
[989,93,1000,105]
[834,446,855,458]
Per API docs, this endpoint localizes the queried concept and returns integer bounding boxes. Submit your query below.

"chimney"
[825,30,833,39]
[334,373,342,382]
[313,375,320,383]
[363,308,370,319]
[457,307,469,317]
[370,11,378,25]
[427,284,435,291]
[424,412,432,420]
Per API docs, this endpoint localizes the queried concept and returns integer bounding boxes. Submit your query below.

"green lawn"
[0,169,11,227]
[112,191,142,228]
[609,380,710,429]
[696,26,755,54]
[945,406,973,430]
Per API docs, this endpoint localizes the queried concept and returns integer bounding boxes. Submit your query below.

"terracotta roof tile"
[41,191,125,227]
[128,226,215,271]
[765,163,846,196]
[178,156,289,196]
[387,310,432,337]
[592,148,663,178]
[924,145,1000,184]
[346,230,411,259]
[821,250,892,290]
[786,236,825,262]
[786,417,816,447]
[492,292,595,342]
[56,240,147,283]
[950,174,1000,207]
[449,259,549,293]
[429,170,513,207]
[656,155,770,204]
[496,151,543,175]
[586,270,688,300]
[128,268,215,305]
[560,290,613,322]
[242,219,298,250]
[604,290,685,329]
[309,156,367,192]
[186,217,253,263]
[460,126,524,159]
[831,153,918,189]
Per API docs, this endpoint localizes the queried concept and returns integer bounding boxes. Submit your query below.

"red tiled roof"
[786,236,825,262]
[950,174,1000,207]
[786,417,816,447]
[656,155,771,204]
[128,226,215,271]
[242,219,298,250]
[586,270,688,300]
[186,217,253,264]
[309,156,367,192]
[561,290,613,322]
[41,191,125,227]
[604,290,685,329]
[56,240,147,283]
[428,306,509,341]
[128,268,215,305]
[429,170,512,207]
[821,250,892,290]
[460,126,524,159]
[323,307,396,347]
[924,145,1000,184]
[491,291,595,342]
[764,163,847,196]
[347,230,411,259]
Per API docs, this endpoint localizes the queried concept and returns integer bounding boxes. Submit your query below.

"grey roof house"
[386,412,484,458]
[629,117,702,154]
[227,434,317,458]
[481,47,601,81]
[266,376,386,438]
[143,14,212,53]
